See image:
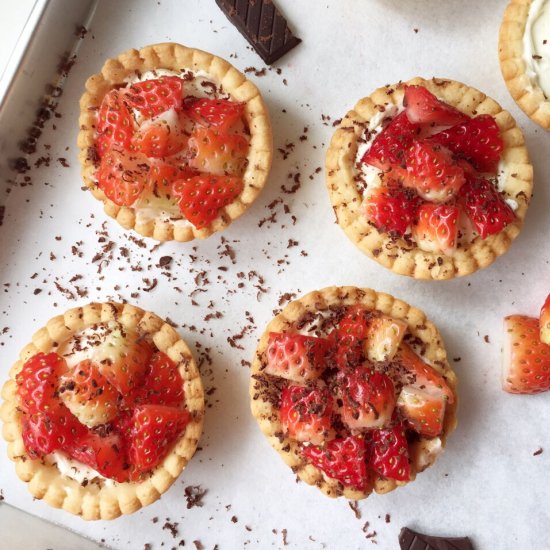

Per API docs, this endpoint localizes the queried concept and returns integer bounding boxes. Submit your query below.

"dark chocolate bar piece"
[216,0,301,65]
[399,527,475,550]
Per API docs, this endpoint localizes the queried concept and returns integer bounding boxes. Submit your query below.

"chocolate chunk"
[216,0,301,64]
[399,528,474,550]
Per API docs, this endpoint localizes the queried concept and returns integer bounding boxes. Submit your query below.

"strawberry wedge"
[404,85,468,126]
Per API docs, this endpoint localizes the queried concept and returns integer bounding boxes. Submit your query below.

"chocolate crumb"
[231,516,238,523]
[193,541,203,550]
[483,335,490,343]
[385,513,391,523]
[163,521,179,538]
[349,501,361,519]
[184,485,207,509]
[534,447,543,456]
[282,528,288,546]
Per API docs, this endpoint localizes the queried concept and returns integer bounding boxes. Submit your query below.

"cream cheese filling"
[523,0,550,98]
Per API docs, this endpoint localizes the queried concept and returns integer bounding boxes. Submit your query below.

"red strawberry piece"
[133,115,187,158]
[184,97,245,131]
[127,404,191,478]
[16,352,67,415]
[364,185,422,237]
[97,147,150,206]
[458,177,515,239]
[368,423,410,481]
[96,90,135,157]
[302,435,369,491]
[331,305,371,370]
[337,366,396,430]
[502,315,550,394]
[394,343,455,404]
[361,111,420,177]
[403,140,466,202]
[540,294,550,346]
[430,115,503,174]
[280,385,334,445]
[146,163,196,198]
[264,333,331,382]
[128,352,185,407]
[365,315,408,362]
[124,76,185,118]
[397,385,446,438]
[66,431,129,483]
[411,203,459,255]
[404,85,468,126]
[172,174,243,229]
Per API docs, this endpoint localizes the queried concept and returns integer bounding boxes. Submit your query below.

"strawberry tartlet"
[250,287,457,499]
[0,302,204,520]
[78,42,272,241]
[326,77,533,280]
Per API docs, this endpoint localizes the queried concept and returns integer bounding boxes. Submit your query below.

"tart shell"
[250,286,458,500]
[499,0,550,130]
[325,77,533,280]
[0,302,205,520]
[77,42,273,242]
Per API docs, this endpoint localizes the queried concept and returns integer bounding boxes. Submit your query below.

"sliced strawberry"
[146,163,196,198]
[332,305,371,370]
[96,90,135,157]
[458,177,515,239]
[411,203,459,255]
[404,85,468,126]
[302,435,369,491]
[184,97,245,131]
[128,352,185,407]
[365,315,408,362]
[403,140,466,202]
[58,360,119,428]
[127,404,191,478]
[397,385,446,438]
[368,423,410,481]
[540,294,550,346]
[66,431,129,483]
[124,76,185,118]
[364,185,422,236]
[97,147,149,206]
[430,115,503,173]
[361,111,420,177]
[133,110,187,158]
[394,343,455,404]
[264,333,331,382]
[337,367,396,430]
[172,174,243,229]
[502,315,550,394]
[188,127,248,176]
[280,385,334,445]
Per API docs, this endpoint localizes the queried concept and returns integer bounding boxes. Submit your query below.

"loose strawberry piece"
[133,112,187,158]
[404,140,466,202]
[332,306,371,370]
[431,115,503,173]
[58,360,119,428]
[502,315,550,394]
[97,147,149,206]
[364,185,422,236]
[395,343,455,404]
[16,352,67,414]
[280,385,334,445]
[404,85,468,126]
[361,111,420,177]
[412,203,459,256]
[188,127,248,176]
[96,90,135,157]
[365,316,408,362]
[397,385,446,437]
[124,76,185,118]
[540,294,550,346]
[128,352,185,407]
[184,98,245,131]
[172,174,243,229]
[337,366,396,430]
[302,435,369,491]
[66,432,129,483]
[264,333,331,382]
[127,404,191,478]
[458,177,515,239]
[368,423,410,481]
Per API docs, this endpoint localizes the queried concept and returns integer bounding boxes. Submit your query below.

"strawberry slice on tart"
[403,85,468,126]
[368,422,411,482]
[397,385,446,438]
[412,203,459,256]
[124,76,185,119]
[184,97,246,131]
[96,90,135,157]
[365,315,408,362]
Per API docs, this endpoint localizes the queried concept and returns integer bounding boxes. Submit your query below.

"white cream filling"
[523,0,550,98]
[414,437,443,470]
[47,451,115,487]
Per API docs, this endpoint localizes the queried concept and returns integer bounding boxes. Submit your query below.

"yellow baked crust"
[77,42,273,242]
[325,77,533,280]
[499,0,550,130]
[0,302,204,520]
[250,286,458,500]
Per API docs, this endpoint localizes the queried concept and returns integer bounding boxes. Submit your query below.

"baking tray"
[1,0,550,548]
